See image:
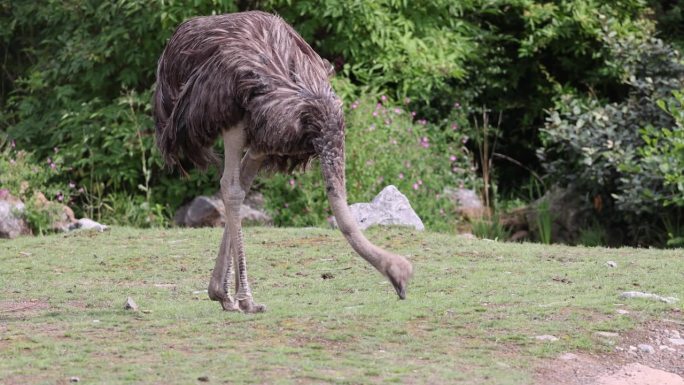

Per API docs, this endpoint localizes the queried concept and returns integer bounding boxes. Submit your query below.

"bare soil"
[536,314,684,385]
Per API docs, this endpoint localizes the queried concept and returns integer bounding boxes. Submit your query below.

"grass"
[1,226,682,384]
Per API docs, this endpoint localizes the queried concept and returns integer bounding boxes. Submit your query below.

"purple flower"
[394,108,402,114]
[380,95,387,102]
[50,162,56,170]
[411,111,417,117]
[69,182,76,188]
[56,192,63,202]
[417,119,427,125]
[420,137,430,148]
[450,155,457,161]
[412,183,419,190]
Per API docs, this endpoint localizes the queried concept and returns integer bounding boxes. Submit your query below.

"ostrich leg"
[207,146,265,311]
[213,126,266,313]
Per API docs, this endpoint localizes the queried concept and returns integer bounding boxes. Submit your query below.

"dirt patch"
[535,317,684,385]
[0,300,50,319]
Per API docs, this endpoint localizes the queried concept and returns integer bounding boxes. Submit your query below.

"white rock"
[670,330,681,339]
[606,261,617,268]
[668,338,684,346]
[535,335,559,342]
[638,344,655,354]
[124,297,138,311]
[616,309,630,315]
[595,331,619,338]
[76,218,109,232]
[330,185,424,231]
[559,353,578,360]
[620,291,679,304]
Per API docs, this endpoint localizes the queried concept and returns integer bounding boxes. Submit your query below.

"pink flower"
[78,188,84,193]
[450,155,457,161]
[381,95,387,102]
[417,119,427,125]
[9,159,15,165]
[453,102,461,109]
[53,147,59,153]
[289,179,295,188]
[384,119,391,126]
[411,111,417,117]
[376,103,382,110]
[69,182,76,188]
[56,192,63,202]
[420,137,430,148]
[350,102,358,110]
[418,180,423,186]
[398,173,404,179]
[462,136,468,144]
[50,162,56,170]
[412,183,419,190]
[391,139,397,145]
[372,111,378,117]
[451,123,459,130]
[0,189,8,199]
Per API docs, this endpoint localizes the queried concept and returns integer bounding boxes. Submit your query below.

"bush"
[539,27,684,246]
[259,97,476,231]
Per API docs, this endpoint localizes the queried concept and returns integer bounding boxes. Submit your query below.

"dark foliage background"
[1,0,682,245]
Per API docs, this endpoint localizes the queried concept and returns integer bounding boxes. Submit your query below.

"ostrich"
[154,11,413,313]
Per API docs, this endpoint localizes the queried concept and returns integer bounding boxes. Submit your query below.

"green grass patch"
[1,227,682,384]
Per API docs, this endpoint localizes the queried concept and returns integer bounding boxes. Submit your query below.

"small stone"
[668,338,684,346]
[606,261,617,268]
[620,291,679,304]
[124,297,138,311]
[69,377,80,383]
[559,353,578,360]
[616,309,630,315]
[535,335,559,342]
[595,331,619,338]
[670,330,681,339]
[629,345,637,351]
[638,344,655,354]
[198,376,209,382]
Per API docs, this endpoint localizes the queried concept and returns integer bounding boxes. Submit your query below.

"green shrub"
[539,28,684,246]
[260,97,477,231]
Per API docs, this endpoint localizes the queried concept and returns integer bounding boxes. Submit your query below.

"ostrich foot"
[208,282,241,312]
[238,298,267,313]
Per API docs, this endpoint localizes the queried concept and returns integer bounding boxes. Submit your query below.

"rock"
[69,376,80,383]
[638,344,655,354]
[616,309,630,315]
[509,230,529,242]
[670,330,681,339]
[444,187,487,220]
[535,335,559,342]
[124,297,138,311]
[660,345,677,352]
[33,192,77,232]
[174,192,272,227]
[198,376,209,382]
[72,218,108,232]
[668,338,684,346]
[595,331,619,338]
[620,291,679,304]
[606,261,617,268]
[0,191,30,239]
[559,352,579,360]
[330,185,424,231]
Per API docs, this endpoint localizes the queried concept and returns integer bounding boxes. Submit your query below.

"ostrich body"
[154,11,413,312]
